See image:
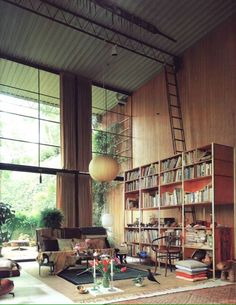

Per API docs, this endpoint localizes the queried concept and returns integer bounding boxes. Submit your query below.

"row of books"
[140,229,159,244]
[160,169,182,184]
[125,230,140,243]
[125,180,139,192]
[160,188,182,206]
[140,175,158,189]
[184,185,212,203]
[125,169,140,181]
[184,162,212,179]
[161,155,182,171]
[183,149,212,165]
[141,163,159,177]
[142,192,159,208]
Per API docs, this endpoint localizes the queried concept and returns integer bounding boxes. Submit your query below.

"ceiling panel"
[0,0,236,95]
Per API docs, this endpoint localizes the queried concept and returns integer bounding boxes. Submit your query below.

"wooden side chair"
[151,235,182,276]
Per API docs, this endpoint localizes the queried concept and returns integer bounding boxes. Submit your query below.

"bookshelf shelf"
[123,143,234,279]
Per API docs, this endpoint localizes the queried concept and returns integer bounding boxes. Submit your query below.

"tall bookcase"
[123,143,234,278]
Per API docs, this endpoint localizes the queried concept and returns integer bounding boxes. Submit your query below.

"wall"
[112,13,236,247]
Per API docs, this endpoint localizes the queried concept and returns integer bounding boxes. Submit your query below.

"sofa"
[36,226,113,275]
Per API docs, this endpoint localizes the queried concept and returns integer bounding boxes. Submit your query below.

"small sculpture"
[132,274,145,287]
[216,261,236,282]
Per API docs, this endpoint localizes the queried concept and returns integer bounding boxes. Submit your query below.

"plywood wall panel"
[110,13,236,246]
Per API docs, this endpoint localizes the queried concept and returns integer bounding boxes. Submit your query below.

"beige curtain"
[57,73,92,227]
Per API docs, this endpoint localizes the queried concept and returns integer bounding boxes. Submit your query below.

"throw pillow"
[85,238,105,249]
[57,238,73,251]
[72,239,88,252]
[42,239,59,251]
[176,259,208,269]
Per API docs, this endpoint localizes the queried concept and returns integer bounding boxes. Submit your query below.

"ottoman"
[0,279,14,297]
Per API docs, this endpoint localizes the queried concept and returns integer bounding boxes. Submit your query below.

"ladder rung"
[170,104,180,108]
[173,127,183,130]
[175,139,185,142]
[169,93,177,97]
[172,116,181,119]
[168,82,176,86]
[167,72,175,75]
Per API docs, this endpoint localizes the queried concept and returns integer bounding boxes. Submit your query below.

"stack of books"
[175,260,208,281]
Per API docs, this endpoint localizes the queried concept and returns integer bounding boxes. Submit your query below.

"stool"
[0,279,14,297]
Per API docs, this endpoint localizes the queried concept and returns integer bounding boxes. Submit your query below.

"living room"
[0,0,236,304]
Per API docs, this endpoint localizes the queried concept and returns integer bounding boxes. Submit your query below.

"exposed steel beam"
[3,0,178,65]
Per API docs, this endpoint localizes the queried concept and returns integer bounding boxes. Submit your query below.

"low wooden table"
[10,239,29,251]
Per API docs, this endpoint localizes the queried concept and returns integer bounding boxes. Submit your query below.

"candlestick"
[108,259,115,291]
[91,258,98,291]
[93,258,96,278]
[110,259,113,275]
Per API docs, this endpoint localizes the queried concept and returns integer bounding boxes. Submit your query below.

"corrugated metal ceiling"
[0,0,236,101]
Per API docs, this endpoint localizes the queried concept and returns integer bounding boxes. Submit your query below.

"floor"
[0,260,235,304]
[0,264,73,304]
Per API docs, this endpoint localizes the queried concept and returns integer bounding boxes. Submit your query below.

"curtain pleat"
[58,73,92,227]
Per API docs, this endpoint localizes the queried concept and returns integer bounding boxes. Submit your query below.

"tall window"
[0,59,60,167]
[91,85,132,225]
[0,59,60,251]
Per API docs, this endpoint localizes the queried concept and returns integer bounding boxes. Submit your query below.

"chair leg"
[165,257,168,277]
[154,253,158,274]
[168,254,173,272]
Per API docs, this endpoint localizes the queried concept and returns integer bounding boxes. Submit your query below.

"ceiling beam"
[3,0,178,65]
[91,0,176,42]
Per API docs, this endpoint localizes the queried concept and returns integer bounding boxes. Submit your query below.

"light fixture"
[101,213,114,227]
[89,60,119,182]
[89,155,119,182]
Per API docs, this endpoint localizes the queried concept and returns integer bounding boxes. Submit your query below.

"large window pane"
[40,120,60,146]
[0,112,38,142]
[0,139,38,165]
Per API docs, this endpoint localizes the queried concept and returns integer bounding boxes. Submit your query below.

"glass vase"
[102,274,110,288]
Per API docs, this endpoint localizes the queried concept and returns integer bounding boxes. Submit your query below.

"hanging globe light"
[101,213,114,227]
[89,155,119,182]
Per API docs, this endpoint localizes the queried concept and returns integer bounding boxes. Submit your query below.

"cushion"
[176,259,208,269]
[0,259,13,270]
[42,239,59,251]
[176,275,208,281]
[72,239,88,251]
[85,238,105,249]
[57,238,73,251]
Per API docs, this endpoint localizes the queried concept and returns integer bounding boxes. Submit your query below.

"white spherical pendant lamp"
[102,213,114,227]
[89,155,119,182]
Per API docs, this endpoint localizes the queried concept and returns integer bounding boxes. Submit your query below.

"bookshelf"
[123,143,234,278]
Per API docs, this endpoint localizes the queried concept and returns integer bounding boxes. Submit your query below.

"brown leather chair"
[151,235,182,276]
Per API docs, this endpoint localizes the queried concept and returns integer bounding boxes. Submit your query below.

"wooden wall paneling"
[178,13,236,151]
[107,182,124,245]
[132,72,173,167]
[110,13,236,251]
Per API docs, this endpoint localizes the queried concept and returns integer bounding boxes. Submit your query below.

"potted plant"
[39,208,64,234]
[0,202,15,256]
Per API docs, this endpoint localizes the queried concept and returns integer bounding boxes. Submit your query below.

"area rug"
[78,280,232,304]
[58,266,148,285]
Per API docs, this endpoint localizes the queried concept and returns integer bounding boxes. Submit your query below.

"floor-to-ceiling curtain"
[57,73,92,227]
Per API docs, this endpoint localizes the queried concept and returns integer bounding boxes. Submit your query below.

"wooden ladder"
[164,65,186,154]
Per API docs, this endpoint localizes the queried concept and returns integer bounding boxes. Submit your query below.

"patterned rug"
[58,266,148,285]
[77,279,232,304]
[116,283,236,304]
